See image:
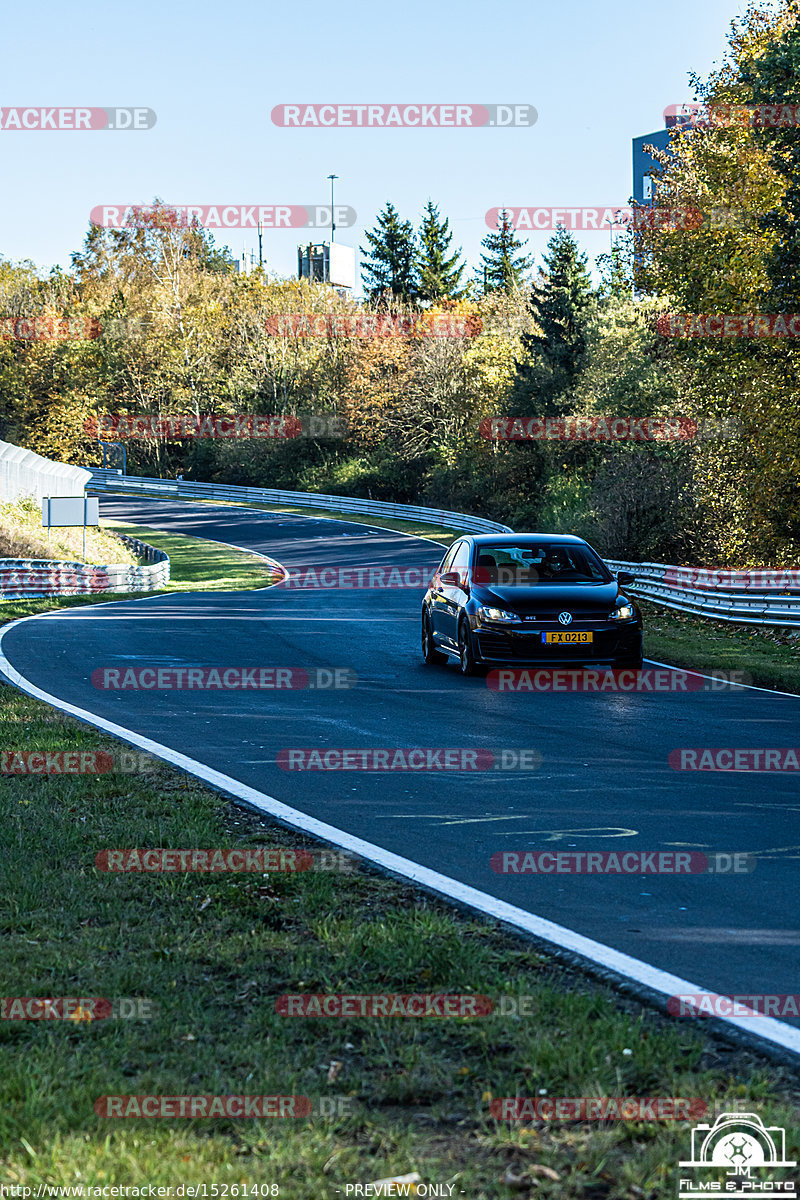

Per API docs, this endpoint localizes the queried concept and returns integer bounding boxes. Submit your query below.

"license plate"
[542,631,593,644]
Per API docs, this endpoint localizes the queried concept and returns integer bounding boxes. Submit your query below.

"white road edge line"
[1,614,799,1061]
[6,504,799,1054]
[15,529,289,617]
[644,658,800,700]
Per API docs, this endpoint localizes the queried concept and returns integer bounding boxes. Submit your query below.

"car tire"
[614,655,643,670]
[458,618,485,676]
[422,612,447,665]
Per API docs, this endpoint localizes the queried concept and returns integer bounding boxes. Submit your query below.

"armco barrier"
[0,440,91,501]
[0,535,169,600]
[84,470,799,627]
[85,469,514,535]
[607,559,800,628]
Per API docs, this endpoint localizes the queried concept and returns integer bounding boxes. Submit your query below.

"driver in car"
[539,549,570,578]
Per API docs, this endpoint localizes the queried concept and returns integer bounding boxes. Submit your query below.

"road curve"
[2,497,799,1050]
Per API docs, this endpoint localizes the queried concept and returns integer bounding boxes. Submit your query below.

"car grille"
[475,624,639,663]
[517,611,610,625]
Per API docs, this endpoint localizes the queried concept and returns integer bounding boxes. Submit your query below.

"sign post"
[42,495,100,564]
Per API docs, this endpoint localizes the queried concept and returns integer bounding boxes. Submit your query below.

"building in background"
[298,241,356,290]
[632,110,694,205]
[234,250,259,275]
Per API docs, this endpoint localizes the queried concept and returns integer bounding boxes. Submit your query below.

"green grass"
[101,521,282,591]
[2,512,799,1191]
[0,525,280,626]
[0,681,798,1195]
[642,600,800,694]
[0,495,138,566]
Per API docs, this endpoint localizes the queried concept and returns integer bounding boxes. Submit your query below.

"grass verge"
[101,521,282,592]
[1,510,798,1192]
[0,496,137,565]
[642,600,800,695]
[0,681,798,1196]
[0,525,279,626]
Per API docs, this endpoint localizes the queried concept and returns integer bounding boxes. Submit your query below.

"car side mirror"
[617,570,636,585]
[440,570,461,586]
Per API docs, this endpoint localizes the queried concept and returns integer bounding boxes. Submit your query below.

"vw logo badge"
[558,611,573,625]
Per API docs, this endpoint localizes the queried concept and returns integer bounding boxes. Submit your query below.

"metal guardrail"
[86,469,514,534]
[0,439,91,502]
[83,469,799,627]
[0,535,169,600]
[607,559,800,627]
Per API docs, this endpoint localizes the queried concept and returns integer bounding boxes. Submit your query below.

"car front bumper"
[472,620,642,665]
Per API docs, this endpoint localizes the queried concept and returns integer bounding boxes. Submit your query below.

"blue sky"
[0,0,766,294]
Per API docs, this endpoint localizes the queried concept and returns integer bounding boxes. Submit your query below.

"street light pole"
[328,174,338,243]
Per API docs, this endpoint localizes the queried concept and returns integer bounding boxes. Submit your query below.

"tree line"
[1,0,799,566]
[361,201,531,300]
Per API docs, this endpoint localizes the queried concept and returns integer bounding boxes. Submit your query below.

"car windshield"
[472,544,610,585]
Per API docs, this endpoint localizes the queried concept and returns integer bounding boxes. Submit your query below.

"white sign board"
[42,496,99,527]
[329,242,356,289]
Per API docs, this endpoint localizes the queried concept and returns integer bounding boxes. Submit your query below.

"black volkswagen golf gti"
[421,534,643,675]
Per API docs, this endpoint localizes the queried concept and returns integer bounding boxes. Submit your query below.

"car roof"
[465,533,589,546]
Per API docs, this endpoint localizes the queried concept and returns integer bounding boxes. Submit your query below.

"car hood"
[473,580,624,614]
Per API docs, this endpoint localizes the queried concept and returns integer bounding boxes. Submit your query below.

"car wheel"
[458,618,485,676]
[614,655,643,670]
[421,612,447,665]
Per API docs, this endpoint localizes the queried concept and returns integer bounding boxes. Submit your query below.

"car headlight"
[609,602,635,621]
[478,606,519,623]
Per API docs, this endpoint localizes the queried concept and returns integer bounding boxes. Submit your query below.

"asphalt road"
[3,498,799,1023]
